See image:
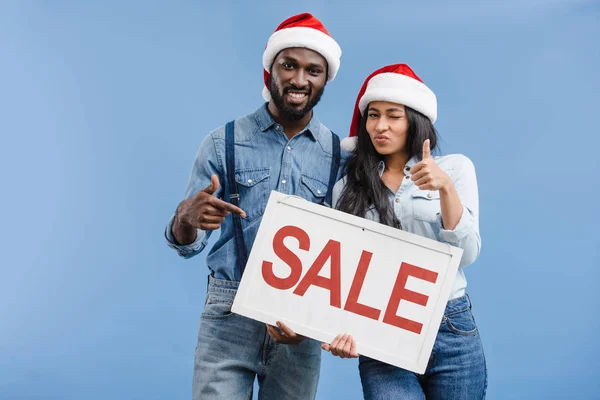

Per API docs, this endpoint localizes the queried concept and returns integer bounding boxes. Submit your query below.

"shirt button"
[395,198,400,203]
[427,193,432,198]
[287,146,292,151]
[281,179,287,184]
[317,190,321,194]
[247,179,253,183]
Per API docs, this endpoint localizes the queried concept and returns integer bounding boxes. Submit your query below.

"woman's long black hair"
[336,106,439,228]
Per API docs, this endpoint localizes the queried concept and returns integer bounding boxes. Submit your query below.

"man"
[165,13,343,400]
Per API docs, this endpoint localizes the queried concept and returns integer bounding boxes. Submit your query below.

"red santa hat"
[340,64,437,152]
[262,13,342,101]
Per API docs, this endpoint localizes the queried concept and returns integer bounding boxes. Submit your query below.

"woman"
[322,64,487,399]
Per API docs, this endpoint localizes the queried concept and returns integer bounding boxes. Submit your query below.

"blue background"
[1,1,598,399]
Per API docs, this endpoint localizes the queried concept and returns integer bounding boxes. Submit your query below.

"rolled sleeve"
[165,131,222,259]
[439,205,475,243]
[436,155,481,267]
[164,214,207,259]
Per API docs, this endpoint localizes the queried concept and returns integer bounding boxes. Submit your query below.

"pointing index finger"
[210,197,247,218]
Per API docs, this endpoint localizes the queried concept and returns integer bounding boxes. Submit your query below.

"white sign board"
[232,191,463,373]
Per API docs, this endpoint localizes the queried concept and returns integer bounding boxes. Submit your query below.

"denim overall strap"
[326,132,341,207]
[225,120,248,279]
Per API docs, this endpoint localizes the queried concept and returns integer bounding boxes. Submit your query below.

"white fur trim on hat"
[358,73,437,123]
[262,86,271,101]
[262,27,342,81]
[340,136,357,152]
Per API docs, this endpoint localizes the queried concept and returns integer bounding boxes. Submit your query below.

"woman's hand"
[410,139,464,230]
[321,333,359,358]
[409,139,452,191]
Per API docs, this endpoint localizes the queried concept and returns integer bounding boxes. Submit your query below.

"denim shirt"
[332,154,481,300]
[165,103,344,281]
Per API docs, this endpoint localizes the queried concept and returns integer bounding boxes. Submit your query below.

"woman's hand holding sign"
[321,333,359,358]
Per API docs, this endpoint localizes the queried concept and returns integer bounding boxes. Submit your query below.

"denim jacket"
[165,103,343,281]
[332,154,481,300]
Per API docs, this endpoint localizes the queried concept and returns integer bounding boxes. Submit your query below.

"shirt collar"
[253,102,326,144]
[304,113,325,143]
[253,103,277,132]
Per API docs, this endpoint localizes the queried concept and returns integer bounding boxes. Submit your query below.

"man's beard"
[268,76,325,121]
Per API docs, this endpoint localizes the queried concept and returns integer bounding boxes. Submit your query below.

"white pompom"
[340,136,357,152]
[262,87,271,102]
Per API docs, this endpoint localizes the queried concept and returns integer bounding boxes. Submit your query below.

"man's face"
[268,47,327,121]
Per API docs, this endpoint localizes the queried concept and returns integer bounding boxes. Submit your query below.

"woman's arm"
[410,141,480,267]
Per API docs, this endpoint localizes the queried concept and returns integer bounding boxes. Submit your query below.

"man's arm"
[165,133,245,258]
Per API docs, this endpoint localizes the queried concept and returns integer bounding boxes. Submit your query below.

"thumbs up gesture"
[409,139,452,191]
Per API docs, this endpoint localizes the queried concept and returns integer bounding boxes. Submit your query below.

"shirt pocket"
[235,168,271,222]
[300,174,328,205]
[412,189,441,223]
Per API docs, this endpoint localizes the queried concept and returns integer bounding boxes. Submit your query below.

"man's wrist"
[172,203,196,245]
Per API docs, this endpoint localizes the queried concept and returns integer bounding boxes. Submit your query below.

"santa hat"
[262,13,342,101]
[340,64,437,152]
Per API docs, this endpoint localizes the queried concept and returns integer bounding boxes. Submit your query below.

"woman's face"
[365,101,409,157]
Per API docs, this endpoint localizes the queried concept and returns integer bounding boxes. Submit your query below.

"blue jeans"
[192,275,321,400]
[359,295,487,399]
